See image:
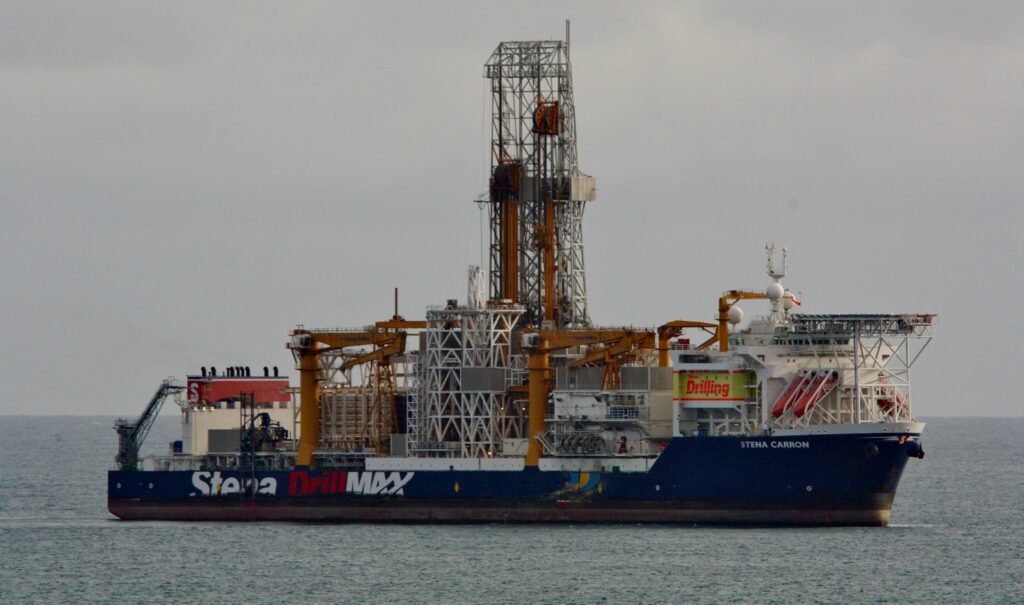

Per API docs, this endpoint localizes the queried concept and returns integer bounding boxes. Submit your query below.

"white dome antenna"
[728,305,744,325]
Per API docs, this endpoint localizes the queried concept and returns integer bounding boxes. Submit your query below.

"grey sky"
[2,2,1021,416]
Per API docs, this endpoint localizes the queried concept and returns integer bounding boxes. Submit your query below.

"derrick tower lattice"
[484,26,596,328]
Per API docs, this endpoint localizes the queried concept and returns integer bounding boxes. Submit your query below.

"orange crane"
[656,320,719,366]
[715,289,798,351]
[331,331,408,452]
[568,330,656,389]
[289,316,425,467]
[716,290,770,352]
[521,328,656,466]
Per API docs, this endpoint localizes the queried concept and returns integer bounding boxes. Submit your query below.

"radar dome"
[728,305,744,325]
[767,282,785,300]
[783,291,795,310]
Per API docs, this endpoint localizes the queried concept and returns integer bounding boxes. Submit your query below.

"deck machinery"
[109,27,934,525]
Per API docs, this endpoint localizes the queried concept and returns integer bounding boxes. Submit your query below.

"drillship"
[108,28,934,526]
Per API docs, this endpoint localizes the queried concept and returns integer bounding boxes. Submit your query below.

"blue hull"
[108,431,923,526]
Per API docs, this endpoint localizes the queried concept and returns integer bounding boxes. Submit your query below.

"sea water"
[1,416,1021,604]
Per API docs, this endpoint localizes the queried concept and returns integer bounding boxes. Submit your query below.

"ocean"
[0,416,1021,604]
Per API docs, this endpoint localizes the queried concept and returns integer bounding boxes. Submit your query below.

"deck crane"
[716,289,800,351]
[656,320,719,366]
[332,323,420,452]
[567,330,656,390]
[289,316,425,467]
[716,290,771,352]
[114,378,185,471]
[521,328,656,466]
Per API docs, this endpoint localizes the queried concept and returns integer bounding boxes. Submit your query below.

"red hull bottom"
[108,499,891,527]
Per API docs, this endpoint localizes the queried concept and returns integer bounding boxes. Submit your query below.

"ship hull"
[108,497,893,526]
[108,431,921,526]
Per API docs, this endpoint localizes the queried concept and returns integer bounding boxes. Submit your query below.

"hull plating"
[108,432,919,527]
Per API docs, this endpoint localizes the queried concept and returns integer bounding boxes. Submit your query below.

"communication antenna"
[766,242,787,282]
[566,20,570,60]
[478,200,486,274]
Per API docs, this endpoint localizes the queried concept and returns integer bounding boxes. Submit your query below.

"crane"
[289,316,425,467]
[716,289,799,351]
[521,328,656,466]
[567,330,656,389]
[716,290,770,352]
[114,378,185,471]
[656,320,719,366]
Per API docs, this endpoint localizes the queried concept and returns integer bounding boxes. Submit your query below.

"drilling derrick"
[485,24,596,328]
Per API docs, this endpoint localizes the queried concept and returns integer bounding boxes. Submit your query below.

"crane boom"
[656,320,718,366]
[568,331,656,389]
[114,378,184,471]
[290,322,422,467]
[522,328,655,466]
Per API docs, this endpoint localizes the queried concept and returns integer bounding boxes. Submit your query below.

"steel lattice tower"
[484,25,596,328]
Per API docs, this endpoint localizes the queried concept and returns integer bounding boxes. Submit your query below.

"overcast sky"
[2,2,1021,416]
